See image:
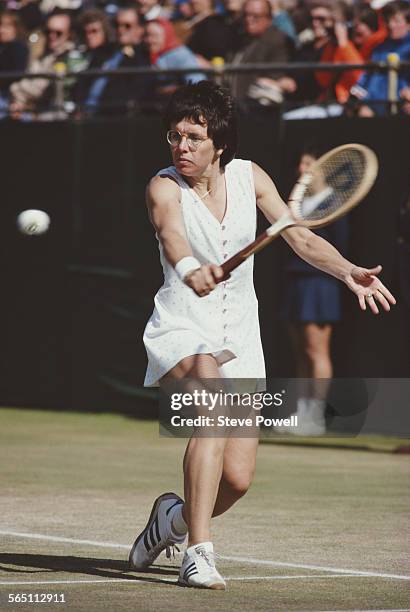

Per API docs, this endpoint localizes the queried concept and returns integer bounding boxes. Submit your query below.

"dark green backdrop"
[1,113,409,413]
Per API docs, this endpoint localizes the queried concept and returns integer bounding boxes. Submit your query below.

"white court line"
[0,579,171,586]
[226,575,360,581]
[220,555,410,581]
[1,530,409,582]
[0,531,129,550]
[0,575,368,587]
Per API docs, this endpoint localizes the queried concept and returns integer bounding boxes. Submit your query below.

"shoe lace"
[197,548,219,569]
[165,543,180,560]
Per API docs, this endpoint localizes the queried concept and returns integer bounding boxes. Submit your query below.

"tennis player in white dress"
[144,156,265,386]
[129,81,396,589]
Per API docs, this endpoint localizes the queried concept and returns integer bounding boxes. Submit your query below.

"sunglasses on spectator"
[45,28,65,36]
[85,27,101,34]
[115,21,134,29]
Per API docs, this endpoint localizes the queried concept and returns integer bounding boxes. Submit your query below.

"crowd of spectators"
[0,0,409,118]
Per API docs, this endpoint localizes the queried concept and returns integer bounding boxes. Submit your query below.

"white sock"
[186,541,213,556]
[296,397,309,419]
[308,398,326,426]
[168,503,188,537]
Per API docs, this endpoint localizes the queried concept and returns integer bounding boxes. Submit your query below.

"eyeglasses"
[310,14,331,23]
[45,28,65,37]
[115,21,134,29]
[166,130,209,151]
[243,12,270,20]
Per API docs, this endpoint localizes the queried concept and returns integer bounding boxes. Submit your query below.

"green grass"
[261,432,410,453]
[0,407,409,611]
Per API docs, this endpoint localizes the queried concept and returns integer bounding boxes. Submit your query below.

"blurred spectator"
[221,0,245,41]
[185,0,238,63]
[13,1,43,33]
[351,0,410,115]
[144,18,205,101]
[400,84,410,112]
[283,0,363,115]
[77,8,112,54]
[271,0,297,42]
[227,0,294,101]
[9,10,75,117]
[39,0,82,15]
[0,11,29,113]
[222,0,245,23]
[352,4,387,60]
[75,6,151,114]
[289,0,311,39]
[135,0,171,21]
[280,146,349,435]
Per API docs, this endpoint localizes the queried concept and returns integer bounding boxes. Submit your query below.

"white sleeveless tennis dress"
[143,158,265,386]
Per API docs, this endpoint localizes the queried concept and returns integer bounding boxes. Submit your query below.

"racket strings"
[294,148,368,223]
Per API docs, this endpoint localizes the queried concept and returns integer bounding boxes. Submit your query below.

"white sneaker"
[178,542,226,590]
[295,398,326,436]
[129,492,186,570]
[275,398,326,436]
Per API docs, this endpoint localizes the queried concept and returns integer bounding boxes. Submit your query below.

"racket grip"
[219,254,243,282]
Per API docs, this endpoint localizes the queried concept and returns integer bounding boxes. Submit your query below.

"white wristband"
[175,256,201,281]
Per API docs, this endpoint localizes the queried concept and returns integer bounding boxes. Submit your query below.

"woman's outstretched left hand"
[345,265,396,314]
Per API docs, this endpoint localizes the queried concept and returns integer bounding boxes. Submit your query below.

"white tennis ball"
[17,209,50,235]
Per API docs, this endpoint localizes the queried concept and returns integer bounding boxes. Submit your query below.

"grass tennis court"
[0,407,409,612]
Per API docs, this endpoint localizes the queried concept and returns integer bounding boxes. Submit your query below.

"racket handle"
[219,231,273,282]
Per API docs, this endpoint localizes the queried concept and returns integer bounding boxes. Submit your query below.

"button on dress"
[143,158,265,386]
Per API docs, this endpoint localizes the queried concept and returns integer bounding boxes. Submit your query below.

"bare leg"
[212,436,259,517]
[161,354,228,546]
[302,323,333,400]
[289,323,311,400]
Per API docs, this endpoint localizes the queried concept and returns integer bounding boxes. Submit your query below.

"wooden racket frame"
[219,144,378,281]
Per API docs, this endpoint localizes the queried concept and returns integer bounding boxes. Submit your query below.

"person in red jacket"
[353,4,388,61]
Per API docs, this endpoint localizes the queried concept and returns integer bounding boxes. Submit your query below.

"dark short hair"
[299,144,321,160]
[163,81,238,168]
[382,0,410,24]
[354,6,379,32]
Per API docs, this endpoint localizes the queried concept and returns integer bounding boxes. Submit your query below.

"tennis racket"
[219,143,378,281]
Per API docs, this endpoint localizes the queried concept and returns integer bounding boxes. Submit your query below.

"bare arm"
[147,175,222,295]
[252,162,396,313]
[252,162,355,279]
[147,174,192,267]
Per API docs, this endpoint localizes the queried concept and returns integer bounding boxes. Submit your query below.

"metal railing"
[0,58,409,117]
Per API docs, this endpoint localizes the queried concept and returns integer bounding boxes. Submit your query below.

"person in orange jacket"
[313,2,363,104]
[280,0,363,106]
